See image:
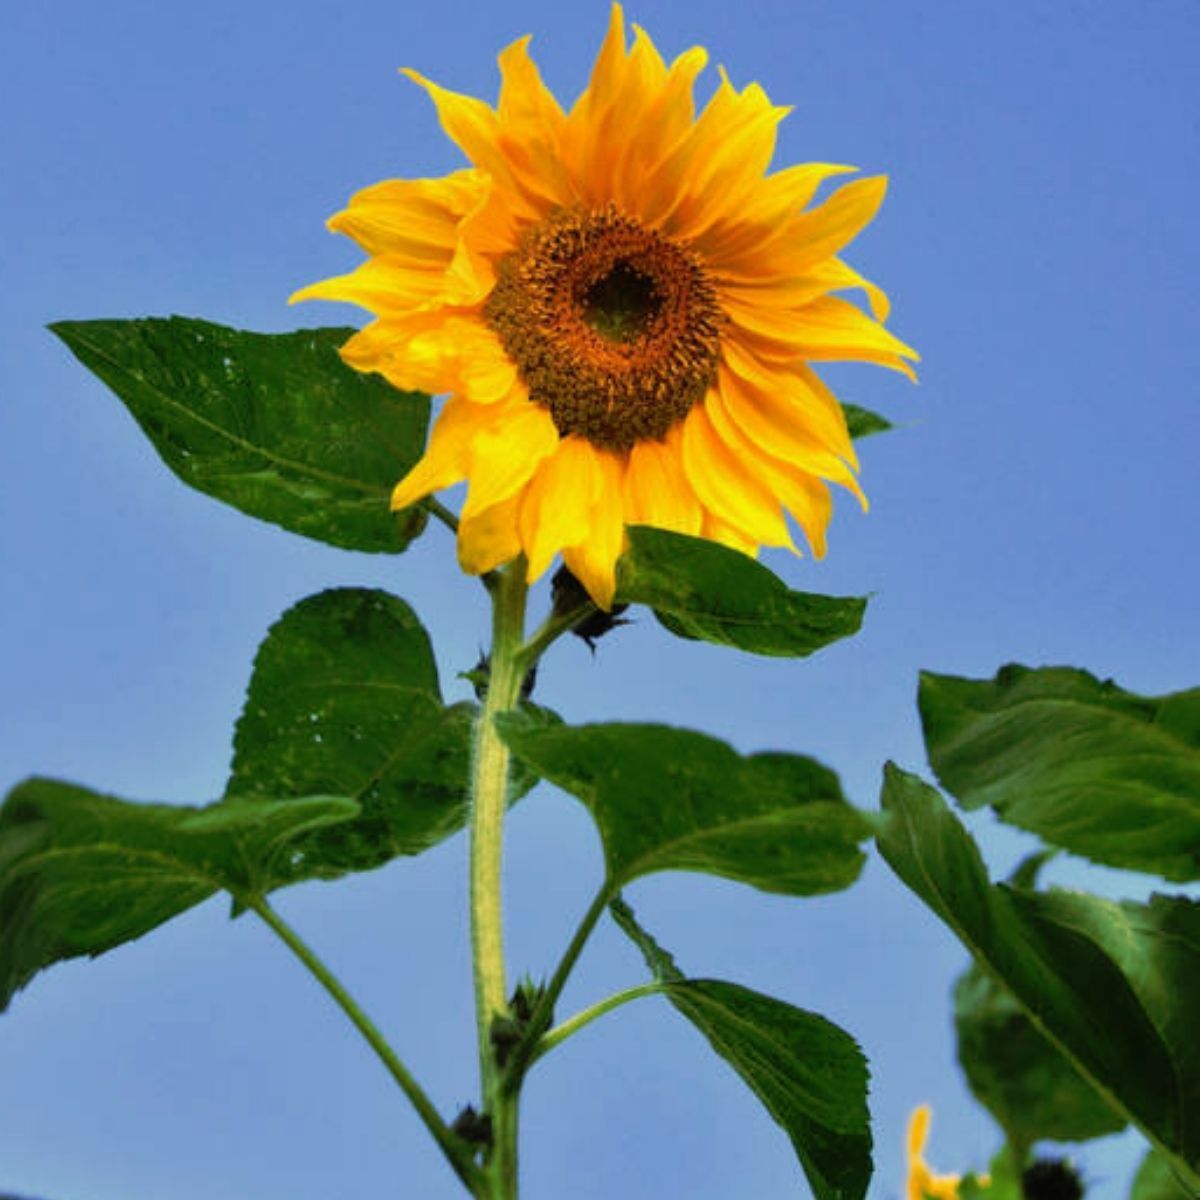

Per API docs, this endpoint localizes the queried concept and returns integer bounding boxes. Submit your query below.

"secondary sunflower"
[907,1105,989,1200]
[293,6,917,608]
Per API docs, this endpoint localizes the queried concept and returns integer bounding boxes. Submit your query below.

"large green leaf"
[615,527,866,658]
[497,714,868,896]
[226,587,545,877]
[876,765,1200,1189]
[51,317,430,552]
[954,962,1125,1147]
[1132,1149,1197,1200]
[919,665,1200,881]
[227,588,490,877]
[954,850,1125,1148]
[0,778,356,1010]
[611,897,872,1200]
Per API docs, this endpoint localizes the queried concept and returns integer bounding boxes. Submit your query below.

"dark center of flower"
[484,205,724,452]
[581,262,662,343]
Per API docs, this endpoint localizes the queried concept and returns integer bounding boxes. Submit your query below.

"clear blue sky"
[1,2,1197,1198]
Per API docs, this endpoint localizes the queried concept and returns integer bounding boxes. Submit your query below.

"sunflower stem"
[469,562,528,1164]
[530,983,663,1066]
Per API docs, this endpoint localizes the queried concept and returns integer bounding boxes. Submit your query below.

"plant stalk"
[248,895,483,1194]
[469,560,529,1199]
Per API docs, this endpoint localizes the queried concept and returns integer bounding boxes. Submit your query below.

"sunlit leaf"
[616,527,866,658]
[51,317,430,552]
[876,765,1200,1191]
[497,714,868,896]
[227,588,547,879]
[920,665,1200,881]
[1132,1148,1196,1200]
[227,588,518,878]
[611,897,872,1200]
[0,779,355,1010]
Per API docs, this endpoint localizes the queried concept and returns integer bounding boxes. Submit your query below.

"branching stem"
[248,895,483,1194]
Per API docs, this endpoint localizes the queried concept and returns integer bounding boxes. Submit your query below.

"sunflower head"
[293,5,917,608]
[907,1105,990,1200]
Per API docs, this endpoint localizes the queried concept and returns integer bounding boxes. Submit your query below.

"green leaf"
[841,403,892,440]
[611,897,872,1200]
[497,715,869,896]
[875,765,1200,1190]
[616,527,866,658]
[919,665,1200,881]
[954,962,1126,1146]
[0,778,355,1010]
[50,317,431,553]
[1132,1148,1197,1200]
[954,849,1124,1148]
[227,588,486,878]
[959,1150,1021,1200]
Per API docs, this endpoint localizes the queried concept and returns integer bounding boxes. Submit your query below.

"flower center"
[484,206,724,452]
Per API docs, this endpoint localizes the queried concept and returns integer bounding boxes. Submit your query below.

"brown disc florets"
[484,205,724,452]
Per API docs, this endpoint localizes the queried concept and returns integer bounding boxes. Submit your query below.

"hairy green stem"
[470,562,529,1083]
[531,984,662,1065]
[248,895,483,1194]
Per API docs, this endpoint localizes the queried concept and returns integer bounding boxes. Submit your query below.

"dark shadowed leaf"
[0,779,355,1010]
[615,527,866,657]
[51,317,430,552]
[876,765,1200,1191]
[919,665,1200,881]
[497,714,868,896]
[954,851,1125,1147]
[226,588,541,879]
[955,963,1125,1147]
[610,897,872,1200]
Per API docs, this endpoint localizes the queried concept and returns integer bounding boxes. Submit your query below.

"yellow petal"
[401,67,543,219]
[699,510,757,556]
[656,74,790,240]
[716,363,864,503]
[390,395,486,510]
[457,492,523,574]
[562,450,626,610]
[705,383,836,555]
[695,163,856,265]
[680,404,792,548]
[461,399,558,520]
[721,338,858,466]
[454,324,520,404]
[786,295,919,378]
[289,255,448,312]
[718,174,890,282]
[326,170,483,258]
[622,426,702,535]
[518,436,603,581]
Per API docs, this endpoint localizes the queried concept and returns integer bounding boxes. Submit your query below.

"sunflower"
[907,1105,988,1200]
[293,6,917,608]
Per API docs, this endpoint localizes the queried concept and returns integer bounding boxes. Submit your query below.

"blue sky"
[1,2,1197,1198]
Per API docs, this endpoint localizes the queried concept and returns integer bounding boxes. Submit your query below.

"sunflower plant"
[4,9,1198,1200]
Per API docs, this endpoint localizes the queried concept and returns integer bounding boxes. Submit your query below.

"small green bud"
[450,1103,493,1152]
